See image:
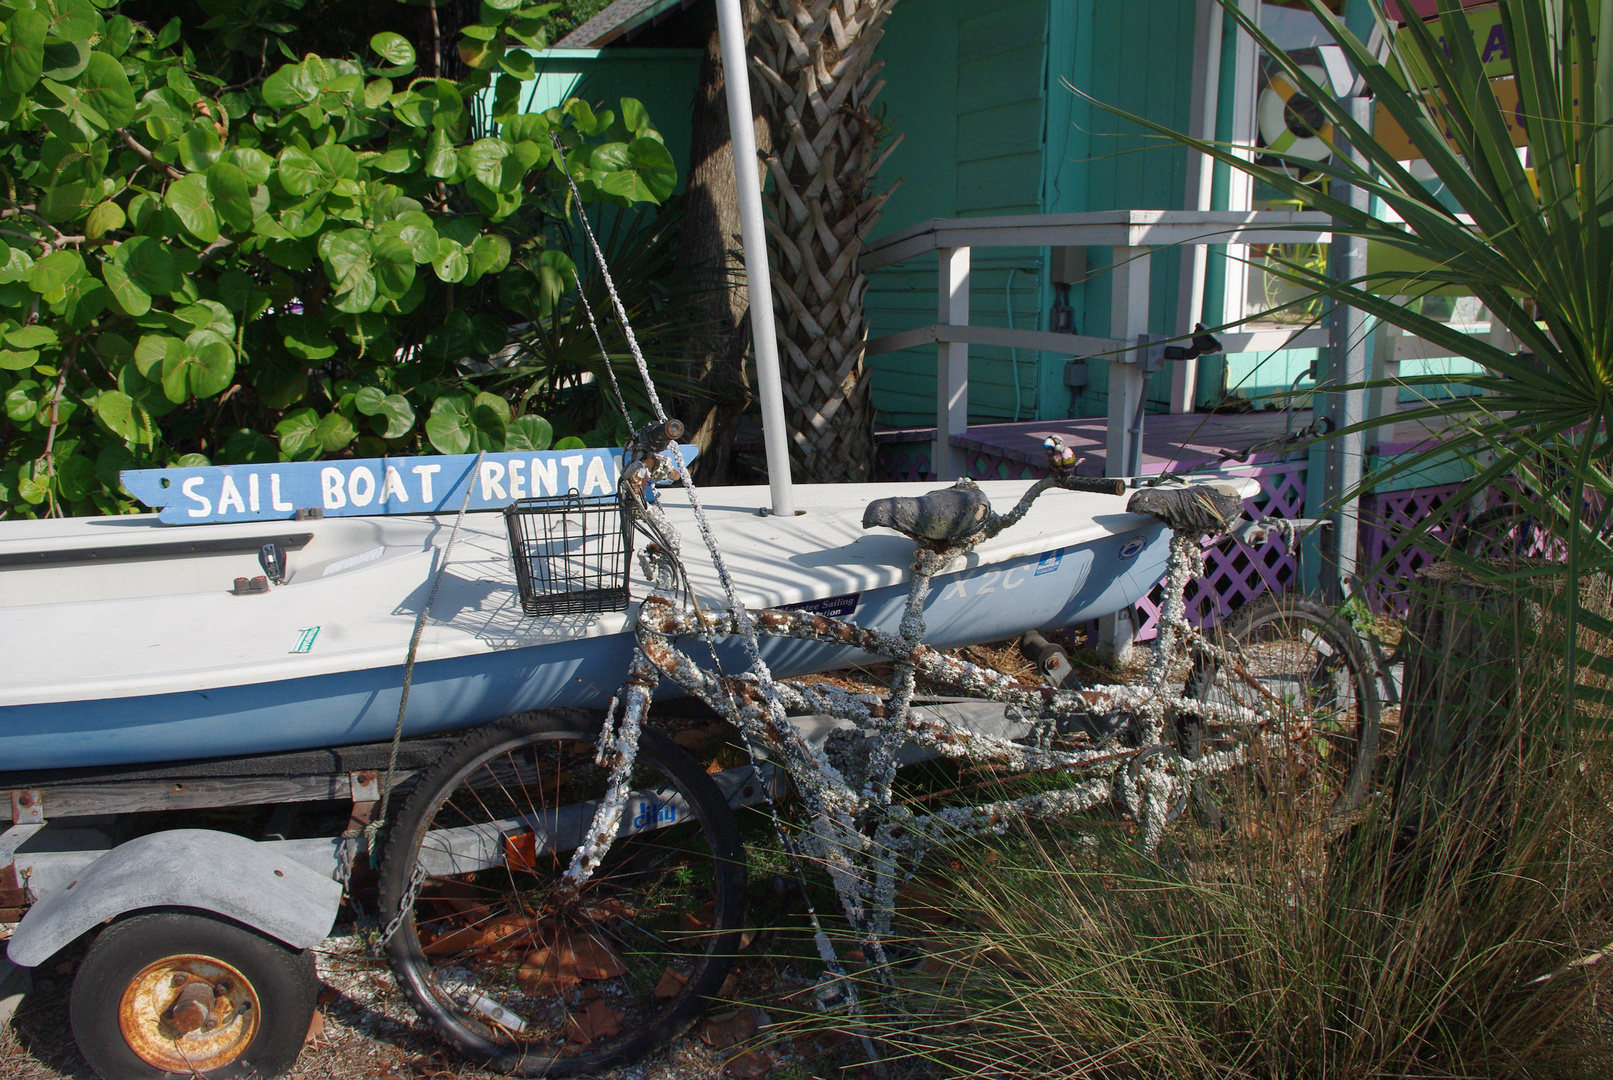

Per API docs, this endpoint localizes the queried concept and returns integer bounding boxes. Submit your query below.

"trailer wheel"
[69,909,319,1080]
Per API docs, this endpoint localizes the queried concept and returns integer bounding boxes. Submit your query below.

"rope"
[363,451,485,864]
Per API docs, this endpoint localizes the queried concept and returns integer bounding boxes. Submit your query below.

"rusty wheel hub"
[118,954,261,1072]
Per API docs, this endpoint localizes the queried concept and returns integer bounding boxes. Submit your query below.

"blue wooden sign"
[122,447,698,525]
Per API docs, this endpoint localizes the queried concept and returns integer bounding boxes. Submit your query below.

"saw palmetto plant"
[1098,0,1613,720]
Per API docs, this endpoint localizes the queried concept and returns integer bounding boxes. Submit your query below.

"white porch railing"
[861,209,1334,480]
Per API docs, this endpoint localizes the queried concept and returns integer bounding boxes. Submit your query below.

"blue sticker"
[121,447,700,526]
[1033,548,1065,576]
[780,593,859,618]
[1118,536,1147,561]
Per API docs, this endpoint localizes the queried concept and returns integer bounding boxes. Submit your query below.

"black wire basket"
[504,489,632,616]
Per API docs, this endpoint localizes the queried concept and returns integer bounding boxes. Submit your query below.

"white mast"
[714,0,795,515]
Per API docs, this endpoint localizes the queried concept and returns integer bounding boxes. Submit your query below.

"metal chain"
[376,863,428,951]
[363,451,485,865]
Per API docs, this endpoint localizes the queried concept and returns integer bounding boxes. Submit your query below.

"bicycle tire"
[377,712,748,1076]
[1183,594,1382,818]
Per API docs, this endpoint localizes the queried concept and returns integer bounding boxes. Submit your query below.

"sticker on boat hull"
[781,593,860,618]
[1033,548,1065,576]
[291,626,320,653]
[1118,536,1147,561]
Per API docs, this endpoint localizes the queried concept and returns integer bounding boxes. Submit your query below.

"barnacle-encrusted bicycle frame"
[555,424,1355,978]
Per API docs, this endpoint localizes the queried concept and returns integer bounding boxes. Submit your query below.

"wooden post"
[935,245,970,480]
[1172,0,1224,415]
[1105,245,1151,477]
[1099,245,1151,662]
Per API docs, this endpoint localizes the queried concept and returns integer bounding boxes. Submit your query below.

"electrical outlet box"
[1050,246,1087,285]
[1063,359,1090,388]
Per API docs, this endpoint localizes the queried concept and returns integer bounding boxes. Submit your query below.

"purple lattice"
[1129,461,1309,639]
[1357,483,1470,617]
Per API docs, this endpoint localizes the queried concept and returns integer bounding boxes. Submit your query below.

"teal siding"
[490,49,703,190]
[864,0,1049,428]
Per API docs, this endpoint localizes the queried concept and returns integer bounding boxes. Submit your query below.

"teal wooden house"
[542,0,1381,437]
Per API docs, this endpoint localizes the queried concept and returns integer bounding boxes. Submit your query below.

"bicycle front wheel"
[377,713,748,1076]
[1183,594,1382,818]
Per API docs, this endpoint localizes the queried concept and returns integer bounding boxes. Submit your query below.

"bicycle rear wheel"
[377,713,747,1076]
[1183,594,1382,820]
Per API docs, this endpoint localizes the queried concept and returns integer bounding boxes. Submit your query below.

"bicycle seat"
[1127,483,1245,535]
[862,480,992,543]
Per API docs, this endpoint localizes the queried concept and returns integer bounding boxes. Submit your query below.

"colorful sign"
[122,446,699,526]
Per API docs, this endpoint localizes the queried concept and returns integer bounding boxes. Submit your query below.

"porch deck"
[876,406,1453,482]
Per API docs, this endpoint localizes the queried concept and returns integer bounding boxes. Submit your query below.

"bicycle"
[370,421,1382,1076]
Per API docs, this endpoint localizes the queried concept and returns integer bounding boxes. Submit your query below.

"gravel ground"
[0,923,861,1080]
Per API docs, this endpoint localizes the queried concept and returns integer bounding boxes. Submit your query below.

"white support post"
[1366,300,1403,451]
[1099,244,1151,663]
[935,245,971,480]
[1220,0,1260,328]
[715,0,793,515]
[1172,0,1223,414]
[1104,246,1152,478]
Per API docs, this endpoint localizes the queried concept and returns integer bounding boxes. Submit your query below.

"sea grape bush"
[0,0,677,517]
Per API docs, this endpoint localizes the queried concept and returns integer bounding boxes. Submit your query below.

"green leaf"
[113,235,181,296]
[473,390,511,423]
[460,137,511,188]
[40,38,89,83]
[276,145,322,196]
[5,378,38,423]
[254,354,308,410]
[316,411,357,452]
[425,392,505,454]
[432,240,468,283]
[165,174,219,243]
[370,233,415,299]
[311,144,357,184]
[2,9,47,96]
[94,389,148,442]
[100,258,150,316]
[621,97,651,136]
[208,161,253,233]
[229,147,273,187]
[44,51,135,130]
[283,319,337,361]
[553,436,587,451]
[5,325,55,349]
[424,128,458,179]
[261,62,317,108]
[43,0,101,43]
[178,123,222,173]
[183,331,236,397]
[468,234,512,280]
[84,199,125,239]
[275,406,322,458]
[378,214,439,264]
[354,387,416,439]
[369,31,416,69]
[502,113,549,143]
[55,453,95,502]
[627,136,677,201]
[0,349,38,371]
[505,414,553,451]
[29,249,84,294]
[0,246,33,284]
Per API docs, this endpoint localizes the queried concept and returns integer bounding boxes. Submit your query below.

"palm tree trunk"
[675,0,772,484]
[753,0,902,483]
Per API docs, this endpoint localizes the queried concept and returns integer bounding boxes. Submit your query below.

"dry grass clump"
[773,619,1613,1079]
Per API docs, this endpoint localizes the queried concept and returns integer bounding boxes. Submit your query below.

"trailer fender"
[4,828,342,968]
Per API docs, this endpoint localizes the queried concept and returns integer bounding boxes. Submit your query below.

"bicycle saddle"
[1127,484,1245,535]
[863,479,992,543]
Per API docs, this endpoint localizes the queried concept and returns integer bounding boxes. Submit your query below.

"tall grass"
[776,609,1613,1079]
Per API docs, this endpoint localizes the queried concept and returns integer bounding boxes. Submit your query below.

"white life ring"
[1257,64,1334,173]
